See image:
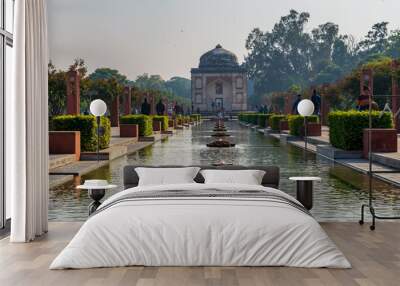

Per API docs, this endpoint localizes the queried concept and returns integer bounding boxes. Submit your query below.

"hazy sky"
[48,0,400,80]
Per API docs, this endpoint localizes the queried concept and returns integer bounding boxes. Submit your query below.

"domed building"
[191,44,248,114]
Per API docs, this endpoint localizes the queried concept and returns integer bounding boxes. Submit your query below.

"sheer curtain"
[7,0,49,242]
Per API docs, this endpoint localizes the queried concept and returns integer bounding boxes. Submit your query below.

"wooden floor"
[0,222,399,286]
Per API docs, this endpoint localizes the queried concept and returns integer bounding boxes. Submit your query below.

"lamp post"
[90,99,107,162]
[297,99,315,154]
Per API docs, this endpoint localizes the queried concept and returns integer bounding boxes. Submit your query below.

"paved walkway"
[49,131,173,188]
[253,123,400,187]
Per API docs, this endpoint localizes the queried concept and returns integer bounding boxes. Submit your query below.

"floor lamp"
[297,99,315,154]
[90,99,107,162]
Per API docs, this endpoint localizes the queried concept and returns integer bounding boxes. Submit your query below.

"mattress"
[50,183,351,269]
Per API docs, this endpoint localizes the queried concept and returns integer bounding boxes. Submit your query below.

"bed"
[50,165,350,269]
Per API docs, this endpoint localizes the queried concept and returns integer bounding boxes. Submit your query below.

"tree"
[386,29,400,58]
[87,78,124,108]
[89,68,127,84]
[165,77,191,98]
[358,22,389,60]
[245,10,313,95]
[134,74,166,91]
[48,62,66,116]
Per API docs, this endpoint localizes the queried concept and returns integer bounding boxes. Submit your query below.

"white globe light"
[90,99,107,116]
[297,99,315,116]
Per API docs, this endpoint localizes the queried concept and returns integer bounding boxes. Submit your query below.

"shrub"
[269,115,287,131]
[120,115,153,136]
[51,115,111,152]
[288,115,319,136]
[257,114,272,127]
[190,114,201,122]
[152,115,169,131]
[328,110,393,150]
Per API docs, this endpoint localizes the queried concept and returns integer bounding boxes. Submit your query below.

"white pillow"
[135,167,201,186]
[200,169,266,185]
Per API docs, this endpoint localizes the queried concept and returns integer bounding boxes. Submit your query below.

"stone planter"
[279,120,289,132]
[153,120,162,133]
[363,129,398,158]
[49,131,81,160]
[120,124,139,138]
[301,123,322,137]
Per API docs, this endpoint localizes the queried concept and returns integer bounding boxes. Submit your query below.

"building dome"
[199,44,239,69]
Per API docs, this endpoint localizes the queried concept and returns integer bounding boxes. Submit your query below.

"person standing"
[311,89,321,115]
[292,94,302,114]
[156,99,165,115]
[141,98,151,115]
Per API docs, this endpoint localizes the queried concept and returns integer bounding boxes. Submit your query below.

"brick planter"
[168,119,176,128]
[153,120,162,133]
[49,131,81,160]
[363,129,398,158]
[120,124,139,138]
[301,123,322,137]
[279,120,289,132]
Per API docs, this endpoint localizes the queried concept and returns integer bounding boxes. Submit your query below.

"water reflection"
[49,120,400,221]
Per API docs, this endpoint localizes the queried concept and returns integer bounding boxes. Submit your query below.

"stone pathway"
[256,125,400,187]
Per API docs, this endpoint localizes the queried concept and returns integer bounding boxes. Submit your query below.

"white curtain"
[7,0,49,242]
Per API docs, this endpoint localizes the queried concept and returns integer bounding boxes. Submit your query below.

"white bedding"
[50,183,351,269]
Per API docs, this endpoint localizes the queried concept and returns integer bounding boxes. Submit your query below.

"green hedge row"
[190,114,201,122]
[239,113,272,126]
[269,115,287,131]
[328,110,393,150]
[257,114,272,127]
[152,115,169,131]
[51,115,111,152]
[120,115,153,136]
[288,115,319,136]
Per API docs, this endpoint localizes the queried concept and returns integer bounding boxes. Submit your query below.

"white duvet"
[50,183,351,269]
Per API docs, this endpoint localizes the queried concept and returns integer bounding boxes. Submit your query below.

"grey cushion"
[123,165,280,189]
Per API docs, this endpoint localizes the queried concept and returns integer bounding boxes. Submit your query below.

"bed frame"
[123,165,280,189]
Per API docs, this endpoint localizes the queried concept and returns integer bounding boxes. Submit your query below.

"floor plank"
[0,222,399,286]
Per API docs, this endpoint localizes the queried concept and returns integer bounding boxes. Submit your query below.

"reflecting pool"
[49,120,400,221]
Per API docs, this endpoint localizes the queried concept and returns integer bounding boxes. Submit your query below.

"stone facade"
[191,45,247,113]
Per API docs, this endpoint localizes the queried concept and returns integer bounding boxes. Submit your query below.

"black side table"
[77,181,117,215]
[289,177,321,210]
[87,189,106,215]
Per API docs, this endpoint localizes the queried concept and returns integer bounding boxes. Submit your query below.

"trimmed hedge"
[152,115,169,131]
[120,115,153,136]
[190,114,201,122]
[269,115,287,131]
[51,115,111,152]
[328,110,393,150]
[238,113,260,125]
[257,114,272,127]
[288,115,319,136]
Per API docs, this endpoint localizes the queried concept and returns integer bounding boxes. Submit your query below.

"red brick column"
[392,60,400,132]
[66,70,80,115]
[163,97,168,115]
[284,94,294,115]
[149,94,156,115]
[111,95,120,127]
[321,84,330,126]
[123,86,131,115]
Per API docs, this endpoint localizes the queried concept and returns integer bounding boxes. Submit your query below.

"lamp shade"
[90,99,107,116]
[297,99,315,116]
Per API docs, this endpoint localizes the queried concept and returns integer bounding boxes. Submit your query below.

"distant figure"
[358,86,371,111]
[292,94,302,115]
[141,98,151,115]
[196,107,200,114]
[311,89,321,115]
[156,99,165,115]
